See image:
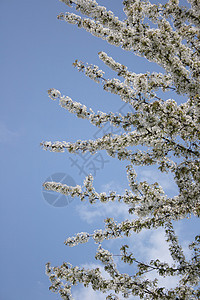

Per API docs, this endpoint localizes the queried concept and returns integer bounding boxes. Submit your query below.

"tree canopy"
[42,0,200,299]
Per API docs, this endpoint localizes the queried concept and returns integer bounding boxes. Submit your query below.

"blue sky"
[0,0,199,299]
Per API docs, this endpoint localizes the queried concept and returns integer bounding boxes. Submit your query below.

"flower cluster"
[72,59,105,83]
[65,232,90,247]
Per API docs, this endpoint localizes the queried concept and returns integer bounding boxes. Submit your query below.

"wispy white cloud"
[76,201,129,224]
[145,229,173,262]
[73,285,106,300]
[137,167,178,196]
[101,180,126,195]
[76,180,130,224]
[126,228,180,289]
[0,122,19,143]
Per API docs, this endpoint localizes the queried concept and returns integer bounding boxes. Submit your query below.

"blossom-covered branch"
[43,0,200,299]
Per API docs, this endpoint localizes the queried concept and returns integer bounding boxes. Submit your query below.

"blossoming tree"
[41,0,200,299]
